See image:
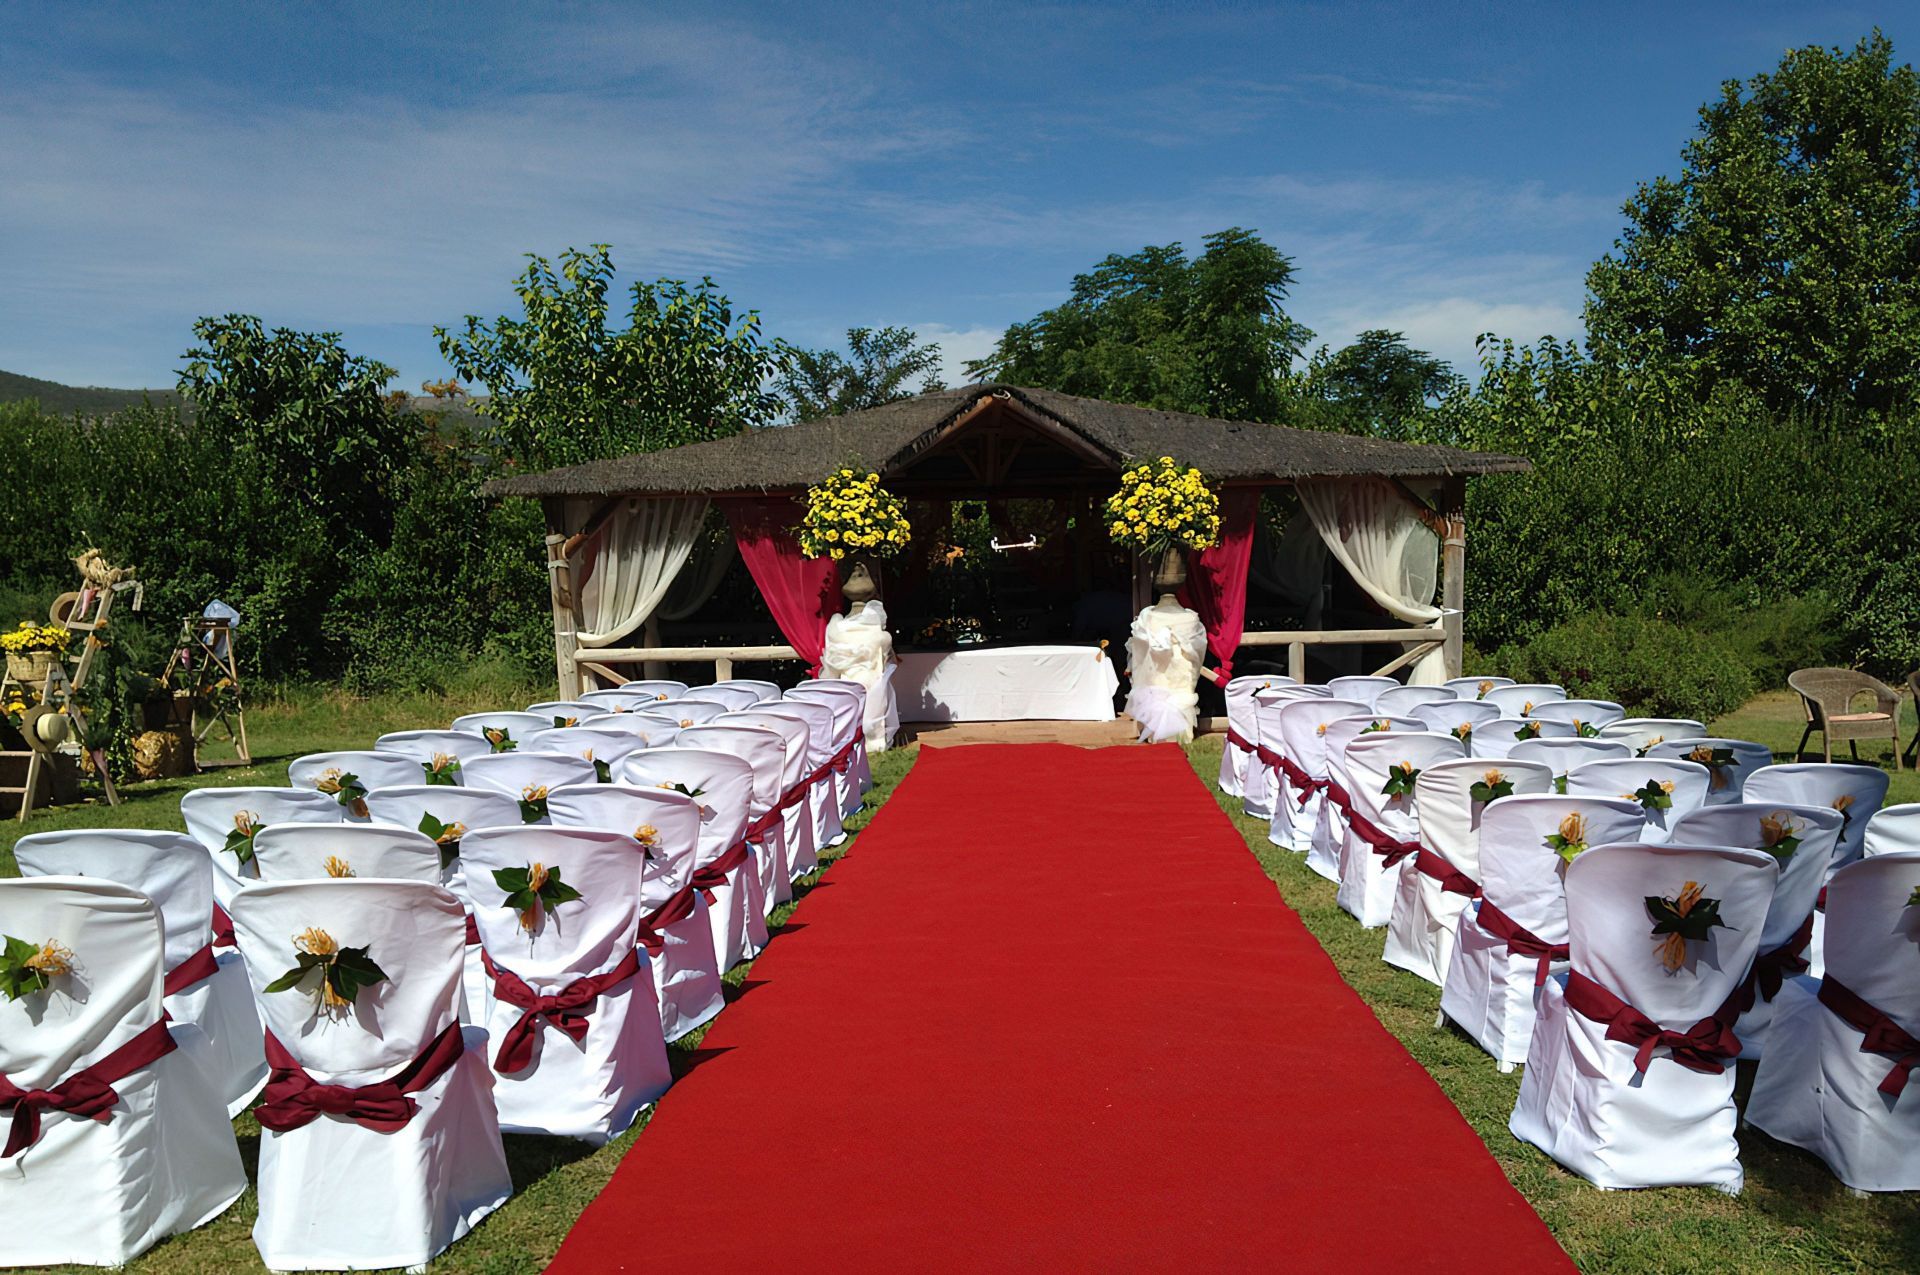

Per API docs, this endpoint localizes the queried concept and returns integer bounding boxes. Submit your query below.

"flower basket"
[5,650,59,688]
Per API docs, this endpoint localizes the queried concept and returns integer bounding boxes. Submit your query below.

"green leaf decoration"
[417,811,466,868]
[422,754,461,786]
[1380,762,1420,800]
[518,789,550,823]
[492,862,584,930]
[1758,812,1803,862]
[593,758,611,783]
[1469,773,1514,804]
[553,714,580,729]
[1450,723,1474,744]
[1630,778,1674,812]
[222,815,264,865]
[1512,721,1541,741]
[264,930,388,1012]
[1575,721,1603,738]
[659,781,706,800]
[1907,885,1920,909]
[1647,882,1731,970]
[1553,773,1569,794]
[482,727,517,753]
[0,933,64,1002]
[1360,720,1391,735]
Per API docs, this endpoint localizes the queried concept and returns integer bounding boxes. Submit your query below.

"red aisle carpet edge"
[549,743,1572,1273]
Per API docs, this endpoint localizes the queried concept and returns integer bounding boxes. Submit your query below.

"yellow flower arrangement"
[0,622,72,655]
[798,468,912,561]
[1102,456,1221,557]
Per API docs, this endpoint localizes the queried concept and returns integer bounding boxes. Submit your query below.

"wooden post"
[715,656,734,682]
[545,534,580,699]
[1288,641,1306,682]
[1439,476,1466,679]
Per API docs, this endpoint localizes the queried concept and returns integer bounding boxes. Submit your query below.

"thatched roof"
[482,384,1529,498]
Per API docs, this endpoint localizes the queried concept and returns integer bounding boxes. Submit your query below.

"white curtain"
[656,519,736,622]
[574,497,710,648]
[1296,478,1448,685]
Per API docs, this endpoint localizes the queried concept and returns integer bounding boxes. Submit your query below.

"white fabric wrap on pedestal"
[1297,478,1447,685]
[1124,603,1207,743]
[575,496,709,647]
[822,600,898,752]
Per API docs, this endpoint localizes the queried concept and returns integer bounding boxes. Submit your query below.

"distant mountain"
[0,368,177,416]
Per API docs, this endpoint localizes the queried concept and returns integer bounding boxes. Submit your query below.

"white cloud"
[913,324,1007,385]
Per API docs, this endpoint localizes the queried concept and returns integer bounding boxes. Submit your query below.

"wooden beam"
[1238,626,1449,647]
[1439,475,1466,679]
[1372,640,1444,678]
[545,534,581,698]
[581,644,801,664]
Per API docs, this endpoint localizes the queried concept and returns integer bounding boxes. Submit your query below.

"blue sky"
[0,2,1904,392]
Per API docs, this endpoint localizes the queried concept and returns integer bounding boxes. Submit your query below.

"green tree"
[436,245,788,468]
[1585,31,1920,413]
[779,326,945,419]
[965,228,1312,421]
[1298,329,1459,439]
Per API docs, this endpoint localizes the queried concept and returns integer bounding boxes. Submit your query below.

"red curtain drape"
[720,496,842,675]
[1178,488,1260,679]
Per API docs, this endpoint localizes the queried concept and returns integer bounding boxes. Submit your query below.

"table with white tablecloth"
[893,645,1120,722]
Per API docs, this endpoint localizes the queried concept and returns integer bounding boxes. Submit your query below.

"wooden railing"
[1238,623,1452,682]
[573,644,801,688]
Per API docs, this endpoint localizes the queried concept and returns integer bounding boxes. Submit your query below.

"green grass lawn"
[1182,692,1920,1275]
[1,682,920,1274]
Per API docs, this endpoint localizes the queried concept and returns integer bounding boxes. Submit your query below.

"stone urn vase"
[1151,546,1188,596]
[841,558,879,608]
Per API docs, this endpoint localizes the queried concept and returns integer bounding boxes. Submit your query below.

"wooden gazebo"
[485,384,1529,698]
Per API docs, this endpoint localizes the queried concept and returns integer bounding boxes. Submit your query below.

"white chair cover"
[1564,758,1712,843]
[1283,698,1372,874]
[1410,698,1502,737]
[583,680,688,706]
[1865,804,1920,858]
[1510,843,1777,1191]
[723,710,821,883]
[1446,675,1514,700]
[288,751,423,822]
[232,879,511,1268]
[1375,684,1457,716]
[685,684,762,712]
[755,698,846,850]
[679,724,793,912]
[1669,802,1840,1058]
[795,679,875,796]
[1480,684,1567,717]
[374,728,496,782]
[449,710,552,747]
[0,879,245,1268]
[253,823,444,883]
[1747,850,1920,1190]
[788,683,868,819]
[1469,716,1574,760]
[1334,731,1466,928]
[619,747,766,967]
[1507,737,1631,789]
[1440,796,1647,1067]
[461,752,597,822]
[545,785,725,1041]
[579,712,684,747]
[1326,675,1399,710]
[1250,685,1329,845]
[1742,764,1890,873]
[1382,758,1553,987]
[460,828,673,1142]
[658,700,733,728]
[1644,737,1772,805]
[526,701,604,725]
[525,727,646,778]
[723,679,784,703]
[1218,674,1274,799]
[1599,717,1707,756]
[180,787,343,933]
[1528,699,1626,730]
[13,830,266,1117]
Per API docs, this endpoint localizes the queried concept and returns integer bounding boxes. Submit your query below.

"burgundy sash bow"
[484,948,643,1075]
[1564,970,1743,1075]
[210,903,235,949]
[1,1019,177,1157]
[1818,976,1920,1099]
[690,838,752,904]
[1225,728,1255,754]
[1476,901,1567,986]
[1348,809,1421,867]
[162,944,221,997]
[255,1020,466,1133]
[1736,911,1816,1011]
[464,913,482,947]
[744,809,783,845]
[637,883,699,954]
[1322,780,1352,816]
[1412,847,1480,898]
[1274,755,1320,806]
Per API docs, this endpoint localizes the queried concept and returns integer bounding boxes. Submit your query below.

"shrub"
[1492,612,1754,721]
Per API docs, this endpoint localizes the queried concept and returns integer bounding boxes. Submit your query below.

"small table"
[894,645,1120,722]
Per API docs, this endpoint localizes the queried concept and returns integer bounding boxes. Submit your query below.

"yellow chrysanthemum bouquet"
[798,468,912,561]
[0,622,72,656]
[1103,456,1222,557]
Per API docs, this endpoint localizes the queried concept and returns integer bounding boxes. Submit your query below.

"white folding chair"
[723,710,820,883]
[1470,716,1574,760]
[1508,737,1631,790]
[1865,804,1920,857]
[1326,675,1399,709]
[1251,684,1328,846]
[1382,757,1553,987]
[526,700,605,726]
[1743,763,1890,873]
[374,728,495,785]
[1748,851,1920,1191]
[459,827,673,1143]
[794,678,874,792]
[233,879,511,1268]
[1217,674,1272,799]
[756,698,846,849]
[1599,717,1706,756]
[1564,758,1712,843]
[287,750,423,821]
[253,823,444,883]
[14,829,265,1117]
[461,752,597,823]
[1375,684,1457,717]
[579,711,684,747]
[1644,737,1772,805]
[525,726,646,780]
[1526,698,1626,731]
[180,787,342,940]
[546,785,725,1041]
[449,710,551,753]
[1669,802,1840,1059]
[1317,714,1428,881]
[1409,698,1502,740]
[1445,675,1515,700]
[620,747,766,967]
[1510,843,1777,1192]
[656,700,733,728]
[1282,698,1370,875]
[788,683,867,818]
[1441,796,1647,1069]
[583,681,688,708]
[1334,731,1466,928]
[1481,684,1566,717]
[680,724,793,912]
[0,878,245,1268]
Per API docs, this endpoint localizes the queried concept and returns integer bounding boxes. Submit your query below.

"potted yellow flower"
[1,621,72,689]
[1103,457,1222,591]
[798,467,912,603]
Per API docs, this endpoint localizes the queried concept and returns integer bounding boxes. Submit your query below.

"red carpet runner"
[551,744,1571,1272]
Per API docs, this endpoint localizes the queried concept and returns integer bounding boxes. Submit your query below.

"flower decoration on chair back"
[1573,719,1602,739]
[482,726,517,754]
[1103,456,1222,558]
[0,934,73,1002]
[1476,680,1494,699]
[519,785,551,823]
[494,862,582,934]
[552,715,579,729]
[1380,761,1420,800]
[224,811,264,866]
[265,927,388,1018]
[1833,793,1855,831]
[1450,722,1474,744]
[1360,720,1392,735]
[417,813,466,867]
[1687,744,1738,790]
[1545,811,1588,864]
[1470,769,1512,804]
[797,468,912,560]
[314,768,369,819]
[1627,778,1675,813]
[633,824,660,860]
[1757,811,1802,862]
[322,856,354,878]
[1647,881,1729,973]
[423,752,461,785]
[1513,720,1542,741]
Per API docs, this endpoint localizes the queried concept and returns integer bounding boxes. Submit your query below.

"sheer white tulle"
[821,600,898,751]
[1124,602,1207,743]
[575,497,710,647]
[1297,478,1446,684]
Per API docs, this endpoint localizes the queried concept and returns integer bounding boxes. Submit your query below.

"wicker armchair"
[1788,667,1902,769]
[1907,671,1920,767]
